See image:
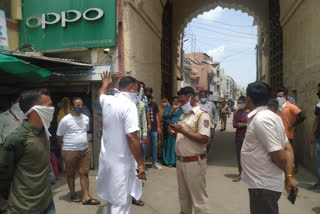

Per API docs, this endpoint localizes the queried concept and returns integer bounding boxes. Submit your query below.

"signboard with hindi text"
[19,0,116,51]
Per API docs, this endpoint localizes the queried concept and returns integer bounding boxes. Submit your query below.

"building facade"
[1,0,320,173]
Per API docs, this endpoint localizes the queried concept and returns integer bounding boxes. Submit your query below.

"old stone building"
[1,0,320,172]
[121,0,320,172]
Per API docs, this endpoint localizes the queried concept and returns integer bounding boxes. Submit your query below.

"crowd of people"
[0,72,319,214]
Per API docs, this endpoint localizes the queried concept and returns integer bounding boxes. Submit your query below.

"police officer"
[169,87,211,214]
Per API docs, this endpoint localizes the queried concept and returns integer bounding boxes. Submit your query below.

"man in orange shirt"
[276,88,306,172]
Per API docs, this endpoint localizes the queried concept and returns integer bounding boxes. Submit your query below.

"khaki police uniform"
[219,104,230,130]
[175,105,212,214]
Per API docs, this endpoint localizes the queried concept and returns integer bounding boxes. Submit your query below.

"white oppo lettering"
[26,8,104,29]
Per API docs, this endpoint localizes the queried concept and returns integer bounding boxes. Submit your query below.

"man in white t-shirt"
[57,97,100,205]
[241,82,296,214]
[97,73,146,214]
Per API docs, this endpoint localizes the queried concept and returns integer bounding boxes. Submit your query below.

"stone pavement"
[53,118,320,214]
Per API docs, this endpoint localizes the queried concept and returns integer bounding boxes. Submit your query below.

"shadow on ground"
[313,207,320,214]
[207,128,238,168]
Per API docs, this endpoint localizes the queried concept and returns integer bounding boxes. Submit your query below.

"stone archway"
[161,0,283,96]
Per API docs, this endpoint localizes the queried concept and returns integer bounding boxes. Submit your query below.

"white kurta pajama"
[97,93,142,214]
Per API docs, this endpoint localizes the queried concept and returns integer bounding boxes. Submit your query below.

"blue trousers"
[148,131,158,164]
[40,201,55,214]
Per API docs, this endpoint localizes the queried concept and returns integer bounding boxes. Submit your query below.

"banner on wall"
[0,9,9,51]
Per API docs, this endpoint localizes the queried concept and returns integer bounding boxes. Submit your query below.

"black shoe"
[132,198,144,206]
[308,182,320,190]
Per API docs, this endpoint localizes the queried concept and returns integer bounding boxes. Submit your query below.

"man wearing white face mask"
[197,91,219,153]
[0,89,56,214]
[276,87,305,173]
[169,86,212,214]
[97,73,146,214]
[0,91,24,153]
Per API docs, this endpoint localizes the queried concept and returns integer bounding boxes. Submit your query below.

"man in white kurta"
[97,73,146,214]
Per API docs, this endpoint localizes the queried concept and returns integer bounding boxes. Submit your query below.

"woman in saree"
[162,96,183,167]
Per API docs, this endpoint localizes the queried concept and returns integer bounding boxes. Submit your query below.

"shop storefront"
[0,52,111,169]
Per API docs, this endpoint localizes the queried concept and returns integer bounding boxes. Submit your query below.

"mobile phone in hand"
[165,119,176,125]
[287,187,298,205]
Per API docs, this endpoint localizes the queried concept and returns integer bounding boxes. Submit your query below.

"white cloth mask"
[25,105,55,138]
[122,92,138,104]
[173,105,180,108]
[162,103,168,107]
[238,104,246,110]
[276,97,286,111]
[200,98,207,103]
[181,97,193,114]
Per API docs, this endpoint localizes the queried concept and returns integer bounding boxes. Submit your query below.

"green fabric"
[0,54,52,80]
[137,101,148,137]
[162,106,183,166]
[0,121,53,214]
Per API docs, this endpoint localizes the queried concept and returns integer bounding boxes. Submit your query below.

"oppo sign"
[26,8,104,29]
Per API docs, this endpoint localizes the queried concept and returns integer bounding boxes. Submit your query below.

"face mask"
[181,97,193,114]
[238,104,246,110]
[200,98,207,103]
[25,105,55,138]
[162,102,168,107]
[74,107,84,115]
[276,97,286,111]
[317,92,320,99]
[173,105,180,108]
[122,92,138,104]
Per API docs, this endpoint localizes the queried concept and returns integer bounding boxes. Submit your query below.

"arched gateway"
[161,0,283,98]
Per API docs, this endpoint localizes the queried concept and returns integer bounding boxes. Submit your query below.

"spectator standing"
[0,89,56,214]
[97,73,146,213]
[276,88,306,172]
[197,91,219,153]
[56,97,100,205]
[0,91,23,153]
[137,100,148,170]
[309,83,320,189]
[163,97,182,167]
[268,99,279,113]
[132,100,148,207]
[57,97,71,124]
[232,96,250,182]
[158,97,170,159]
[241,82,296,214]
[138,82,152,131]
[219,100,230,131]
[145,89,163,170]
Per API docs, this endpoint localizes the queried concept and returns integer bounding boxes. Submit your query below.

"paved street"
[53,118,320,214]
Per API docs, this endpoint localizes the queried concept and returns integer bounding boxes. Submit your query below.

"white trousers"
[107,195,132,214]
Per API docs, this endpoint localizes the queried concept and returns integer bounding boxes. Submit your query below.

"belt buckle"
[178,156,184,162]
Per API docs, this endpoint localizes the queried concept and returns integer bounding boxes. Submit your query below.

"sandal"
[70,193,81,203]
[82,197,101,205]
[132,199,144,206]
[233,176,241,182]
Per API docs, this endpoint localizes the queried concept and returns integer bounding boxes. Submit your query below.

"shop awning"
[0,53,52,80]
